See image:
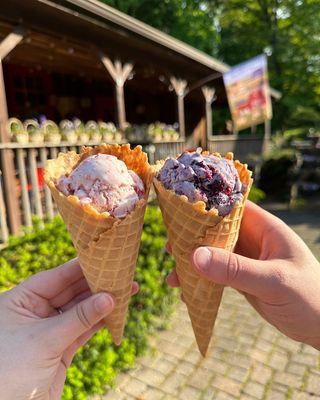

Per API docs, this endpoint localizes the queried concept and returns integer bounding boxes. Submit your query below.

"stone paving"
[104,205,320,400]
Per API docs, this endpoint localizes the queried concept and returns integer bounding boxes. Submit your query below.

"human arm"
[167,201,320,349]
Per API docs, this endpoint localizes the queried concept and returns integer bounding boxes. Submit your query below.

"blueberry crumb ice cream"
[57,153,145,218]
[157,148,245,216]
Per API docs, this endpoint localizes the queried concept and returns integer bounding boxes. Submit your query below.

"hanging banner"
[223,55,272,131]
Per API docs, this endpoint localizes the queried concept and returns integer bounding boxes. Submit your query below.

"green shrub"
[259,149,297,200]
[283,128,308,144]
[248,185,266,203]
[0,205,176,399]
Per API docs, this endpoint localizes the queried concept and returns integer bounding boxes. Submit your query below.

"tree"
[101,0,320,131]
[216,0,320,129]
[103,0,220,55]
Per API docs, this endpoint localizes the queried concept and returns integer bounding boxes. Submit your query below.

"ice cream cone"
[44,144,153,345]
[154,152,252,356]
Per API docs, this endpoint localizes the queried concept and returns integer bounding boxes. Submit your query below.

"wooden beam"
[0,27,25,60]
[0,61,21,234]
[192,117,206,148]
[0,170,9,243]
[0,28,25,234]
[170,77,187,139]
[263,119,271,153]
[251,125,257,134]
[100,53,133,130]
[201,86,216,104]
[202,86,216,141]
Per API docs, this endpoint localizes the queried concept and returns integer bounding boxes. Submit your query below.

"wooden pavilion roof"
[0,0,280,103]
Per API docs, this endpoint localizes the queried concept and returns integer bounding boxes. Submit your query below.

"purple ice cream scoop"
[157,148,244,216]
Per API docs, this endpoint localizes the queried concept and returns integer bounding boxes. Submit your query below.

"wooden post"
[0,171,9,243]
[201,86,216,147]
[263,119,271,153]
[16,149,32,228]
[29,148,43,221]
[233,125,239,136]
[100,54,133,131]
[0,28,25,234]
[40,148,54,220]
[50,147,58,159]
[192,118,206,148]
[170,77,187,139]
[251,125,257,135]
[0,27,25,60]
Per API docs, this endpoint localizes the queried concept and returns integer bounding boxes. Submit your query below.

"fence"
[207,134,264,160]
[0,140,185,244]
[0,135,264,244]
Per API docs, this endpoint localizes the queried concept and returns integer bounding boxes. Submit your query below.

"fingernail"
[94,293,114,313]
[193,247,212,273]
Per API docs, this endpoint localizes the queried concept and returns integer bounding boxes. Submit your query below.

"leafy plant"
[0,205,176,399]
[102,0,320,133]
[259,150,297,200]
[248,185,266,203]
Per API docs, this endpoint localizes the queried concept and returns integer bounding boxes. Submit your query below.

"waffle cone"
[44,144,153,345]
[154,152,252,356]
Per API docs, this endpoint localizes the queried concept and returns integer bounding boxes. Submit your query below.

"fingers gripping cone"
[44,144,153,345]
[154,152,252,356]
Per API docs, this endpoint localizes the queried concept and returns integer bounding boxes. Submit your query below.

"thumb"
[50,292,114,348]
[192,246,276,297]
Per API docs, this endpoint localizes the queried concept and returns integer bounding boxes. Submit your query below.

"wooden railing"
[0,136,264,244]
[207,134,264,160]
[0,140,185,243]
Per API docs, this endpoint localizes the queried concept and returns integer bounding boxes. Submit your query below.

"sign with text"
[223,55,272,131]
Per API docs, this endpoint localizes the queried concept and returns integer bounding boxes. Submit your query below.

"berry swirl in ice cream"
[157,148,245,217]
[57,153,145,218]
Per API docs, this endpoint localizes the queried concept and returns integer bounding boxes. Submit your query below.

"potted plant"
[147,123,155,141]
[154,122,164,141]
[124,122,135,142]
[163,126,172,141]
[99,122,116,143]
[172,122,180,140]
[165,125,179,141]
[85,120,101,143]
[60,120,78,144]
[24,119,44,144]
[7,118,28,144]
[42,120,61,144]
[114,127,123,142]
[73,118,88,143]
[126,124,145,142]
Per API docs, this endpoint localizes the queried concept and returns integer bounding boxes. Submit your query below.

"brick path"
[104,206,320,400]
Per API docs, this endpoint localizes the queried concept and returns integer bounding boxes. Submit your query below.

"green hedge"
[248,185,266,204]
[0,205,176,399]
[259,149,297,200]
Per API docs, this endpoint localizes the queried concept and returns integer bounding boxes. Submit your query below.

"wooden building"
[1,0,282,134]
[0,0,280,238]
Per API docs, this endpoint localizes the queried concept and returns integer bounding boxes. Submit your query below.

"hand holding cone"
[45,143,251,355]
[154,152,253,356]
[44,144,153,345]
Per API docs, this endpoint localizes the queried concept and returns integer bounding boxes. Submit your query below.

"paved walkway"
[105,205,320,400]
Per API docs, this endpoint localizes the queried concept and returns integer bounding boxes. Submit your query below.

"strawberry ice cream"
[57,153,145,218]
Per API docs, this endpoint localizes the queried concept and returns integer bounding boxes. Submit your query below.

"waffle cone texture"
[44,144,153,345]
[154,152,253,356]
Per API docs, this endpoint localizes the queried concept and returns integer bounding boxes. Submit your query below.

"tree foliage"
[102,0,320,131]
[104,0,220,55]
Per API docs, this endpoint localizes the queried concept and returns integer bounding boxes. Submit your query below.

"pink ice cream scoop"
[57,153,145,218]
